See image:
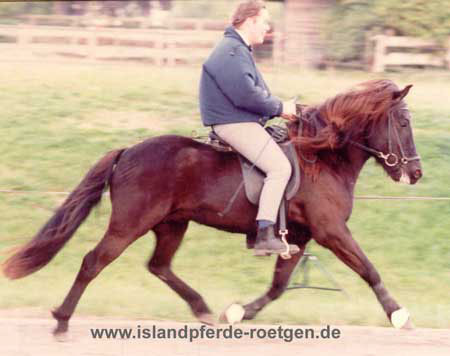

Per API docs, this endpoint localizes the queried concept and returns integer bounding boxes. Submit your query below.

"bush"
[323,0,450,63]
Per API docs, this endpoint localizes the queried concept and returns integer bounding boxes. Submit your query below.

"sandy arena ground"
[0,315,449,356]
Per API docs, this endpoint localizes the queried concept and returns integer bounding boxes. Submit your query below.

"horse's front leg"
[313,222,412,329]
[242,243,306,320]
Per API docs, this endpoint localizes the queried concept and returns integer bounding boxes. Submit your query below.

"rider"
[199,0,299,256]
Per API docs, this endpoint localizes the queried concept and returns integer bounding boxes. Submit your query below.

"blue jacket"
[199,26,283,127]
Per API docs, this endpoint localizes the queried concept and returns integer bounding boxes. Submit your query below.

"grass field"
[0,61,449,328]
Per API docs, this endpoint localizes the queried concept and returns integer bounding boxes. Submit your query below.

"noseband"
[350,107,421,167]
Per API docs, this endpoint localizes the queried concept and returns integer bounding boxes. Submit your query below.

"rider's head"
[231,0,270,46]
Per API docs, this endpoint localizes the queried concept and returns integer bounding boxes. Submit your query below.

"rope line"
[355,195,450,201]
[0,189,449,201]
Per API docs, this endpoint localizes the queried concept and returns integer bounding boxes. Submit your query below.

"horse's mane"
[289,79,401,177]
[291,79,400,151]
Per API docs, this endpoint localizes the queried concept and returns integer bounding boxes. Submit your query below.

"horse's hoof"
[242,307,257,321]
[198,313,216,326]
[53,321,69,341]
[402,318,415,330]
[53,329,70,342]
[391,308,412,329]
[219,303,245,325]
[52,310,69,335]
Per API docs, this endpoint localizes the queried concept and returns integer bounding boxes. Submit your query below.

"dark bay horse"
[3,79,422,334]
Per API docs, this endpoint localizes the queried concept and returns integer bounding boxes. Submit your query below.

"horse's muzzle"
[406,162,423,185]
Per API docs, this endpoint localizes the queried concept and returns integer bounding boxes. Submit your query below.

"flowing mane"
[290,79,401,153]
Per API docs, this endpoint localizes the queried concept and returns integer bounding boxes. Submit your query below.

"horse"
[2,79,422,335]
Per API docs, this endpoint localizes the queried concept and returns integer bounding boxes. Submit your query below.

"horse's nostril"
[414,169,422,179]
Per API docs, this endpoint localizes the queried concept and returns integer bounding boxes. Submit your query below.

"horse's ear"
[392,84,413,101]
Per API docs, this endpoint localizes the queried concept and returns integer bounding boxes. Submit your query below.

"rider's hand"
[281,99,297,122]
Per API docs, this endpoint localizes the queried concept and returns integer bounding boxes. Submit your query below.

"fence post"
[17,24,29,46]
[364,30,374,71]
[86,27,97,61]
[372,35,386,72]
[166,36,175,66]
[446,37,450,70]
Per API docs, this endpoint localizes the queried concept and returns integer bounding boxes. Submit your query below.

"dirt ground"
[1,313,449,356]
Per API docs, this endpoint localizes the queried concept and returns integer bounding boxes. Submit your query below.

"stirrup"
[279,228,291,260]
[253,238,300,258]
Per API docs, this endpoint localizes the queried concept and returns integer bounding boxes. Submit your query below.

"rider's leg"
[213,122,299,255]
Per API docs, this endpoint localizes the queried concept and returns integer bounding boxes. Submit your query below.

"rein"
[294,104,420,168]
[296,108,318,164]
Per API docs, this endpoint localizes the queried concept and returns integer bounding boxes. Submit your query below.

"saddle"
[207,127,301,205]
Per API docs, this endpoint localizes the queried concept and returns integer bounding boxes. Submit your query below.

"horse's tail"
[2,148,126,280]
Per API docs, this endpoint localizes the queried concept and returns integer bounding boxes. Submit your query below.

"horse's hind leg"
[148,221,214,325]
[242,245,305,320]
[52,228,138,335]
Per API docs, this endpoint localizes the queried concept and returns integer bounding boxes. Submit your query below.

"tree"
[323,0,450,62]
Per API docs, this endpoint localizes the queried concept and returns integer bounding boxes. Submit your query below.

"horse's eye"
[400,119,409,127]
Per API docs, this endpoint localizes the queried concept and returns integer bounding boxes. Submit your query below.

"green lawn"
[0,62,449,328]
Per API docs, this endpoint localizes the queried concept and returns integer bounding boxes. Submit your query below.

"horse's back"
[111,134,241,198]
[130,134,228,157]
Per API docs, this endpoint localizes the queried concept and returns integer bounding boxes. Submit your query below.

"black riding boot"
[254,225,300,256]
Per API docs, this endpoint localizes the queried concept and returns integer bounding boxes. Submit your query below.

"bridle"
[350,105,421,167]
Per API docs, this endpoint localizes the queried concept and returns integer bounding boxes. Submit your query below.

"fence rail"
[370,35,450,72]
[18,14,229,31]
[0,23,279,65]
[0,24,222,64]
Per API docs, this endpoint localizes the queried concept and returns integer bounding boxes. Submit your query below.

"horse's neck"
[338,135,371,192]
[294,108,372,191]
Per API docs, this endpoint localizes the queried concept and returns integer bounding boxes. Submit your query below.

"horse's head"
[365,85,422,185]
[290,80,423,185]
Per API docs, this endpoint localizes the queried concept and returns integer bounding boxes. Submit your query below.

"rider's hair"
[231,0,266,28]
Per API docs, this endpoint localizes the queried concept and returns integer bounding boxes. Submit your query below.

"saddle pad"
[238,141,301,205]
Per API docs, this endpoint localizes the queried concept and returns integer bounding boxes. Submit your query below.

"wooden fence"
[7,16,449,71]
[0,24,222,65]
[18,15,229,31]
[370,35,450,72]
